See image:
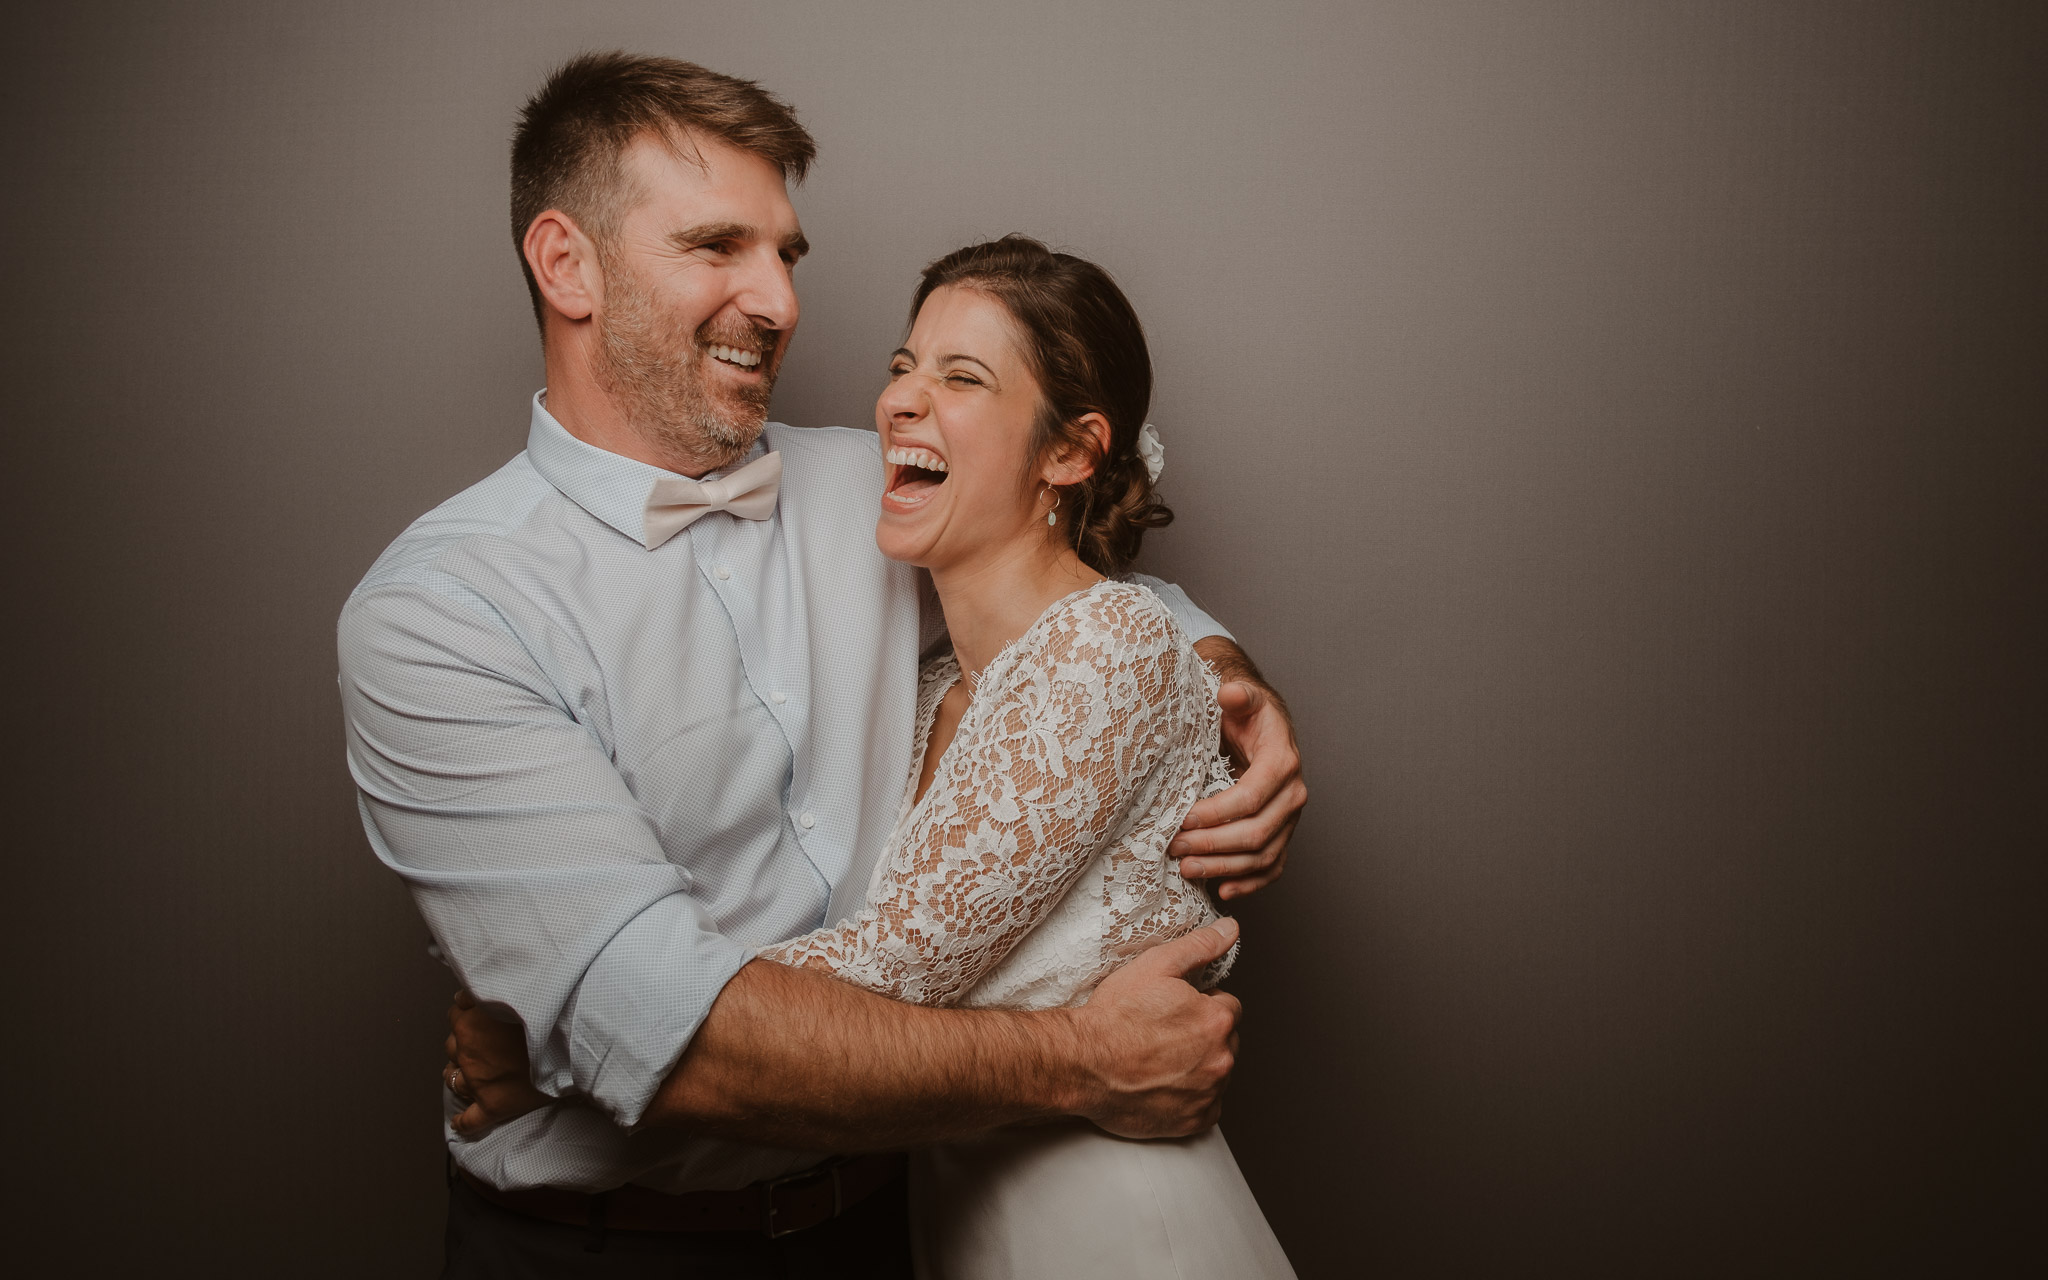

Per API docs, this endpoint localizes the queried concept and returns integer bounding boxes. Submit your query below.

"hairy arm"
[450,918,1242,1146]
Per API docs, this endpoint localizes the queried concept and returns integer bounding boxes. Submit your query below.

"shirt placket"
[684,513,824,885]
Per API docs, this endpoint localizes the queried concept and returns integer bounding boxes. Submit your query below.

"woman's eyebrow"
[890,347,915,362]
[937,353,998,377]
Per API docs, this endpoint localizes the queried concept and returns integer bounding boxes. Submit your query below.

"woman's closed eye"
[883,363,982,388]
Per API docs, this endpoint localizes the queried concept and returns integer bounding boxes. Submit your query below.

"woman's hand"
[1174,639,1307,899]
[444,989,549,1138]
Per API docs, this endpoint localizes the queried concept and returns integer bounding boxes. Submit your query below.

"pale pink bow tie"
[642,451,783,549]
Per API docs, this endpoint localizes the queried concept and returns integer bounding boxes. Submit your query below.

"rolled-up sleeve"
[338,580,748,1128]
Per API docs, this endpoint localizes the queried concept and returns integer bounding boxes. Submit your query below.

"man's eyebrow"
[668,221,753,248]
[666,222,810,260]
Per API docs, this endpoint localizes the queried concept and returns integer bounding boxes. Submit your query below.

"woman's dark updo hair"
[910,234,1172,575]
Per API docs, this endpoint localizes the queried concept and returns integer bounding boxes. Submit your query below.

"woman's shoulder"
[1036,579,1186,666]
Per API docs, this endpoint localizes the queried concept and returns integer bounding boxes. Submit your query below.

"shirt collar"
[524,390,770,550]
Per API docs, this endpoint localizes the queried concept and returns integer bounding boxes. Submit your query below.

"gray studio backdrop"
[4,2,2040,1274]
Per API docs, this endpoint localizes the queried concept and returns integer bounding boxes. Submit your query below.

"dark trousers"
[442,1172,915,1279]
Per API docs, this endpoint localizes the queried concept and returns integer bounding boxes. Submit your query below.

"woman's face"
[875,285,1050,570]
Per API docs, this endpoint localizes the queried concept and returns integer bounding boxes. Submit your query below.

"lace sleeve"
[760,587,1185,1006]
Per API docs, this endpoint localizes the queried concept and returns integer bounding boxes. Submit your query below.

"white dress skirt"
[761,582,1295,1279]
[912,1123,1294,1280]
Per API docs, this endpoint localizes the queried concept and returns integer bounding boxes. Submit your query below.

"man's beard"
[592,255,780,470]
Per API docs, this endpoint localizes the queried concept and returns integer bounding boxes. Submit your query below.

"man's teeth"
[885,447,948,473]
[710,344,762,368]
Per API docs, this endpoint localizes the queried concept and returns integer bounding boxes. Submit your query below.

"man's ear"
[1042,413,1112,487]
[522,210,602,323]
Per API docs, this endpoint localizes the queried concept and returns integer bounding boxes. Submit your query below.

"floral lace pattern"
[760,581,1236,1010]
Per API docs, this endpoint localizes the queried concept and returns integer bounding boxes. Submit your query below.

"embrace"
[339,53,1306,1278]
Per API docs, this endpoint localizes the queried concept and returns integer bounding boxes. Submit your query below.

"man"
[338,53,1306,1275]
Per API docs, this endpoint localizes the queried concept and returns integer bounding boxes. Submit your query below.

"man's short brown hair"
[511,52,816,328]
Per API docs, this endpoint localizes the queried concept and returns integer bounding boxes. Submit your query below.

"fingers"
[448,989,481,1038]
[1178,836,1277,876]
[449,1102,489,1140]
[1206,988,1243,1023]
[1216,679,1279,738]
[1211,849,1290,900]
[1215,865,1284,901]
[1183,848,1276,883]
[1174,783,1303,868]
[1130,916,1241,980]
[1175,733,1302,841]
[444,1063,464,1094]
[1212,678,1262,726]
[1177,753,1285,833]
[1181,815,1297,898]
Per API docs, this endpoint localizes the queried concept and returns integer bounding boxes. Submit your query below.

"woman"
[756,235,1295,1279]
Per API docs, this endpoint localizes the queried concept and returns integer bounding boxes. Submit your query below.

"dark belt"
[461,1152,907,1238]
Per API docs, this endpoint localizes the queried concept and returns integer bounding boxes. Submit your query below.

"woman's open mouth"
[884,446,949,508]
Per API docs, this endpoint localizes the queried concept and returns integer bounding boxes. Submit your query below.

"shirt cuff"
[560,901,755,1129]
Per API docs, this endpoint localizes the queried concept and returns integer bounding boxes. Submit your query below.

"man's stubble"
[592,252,781,473]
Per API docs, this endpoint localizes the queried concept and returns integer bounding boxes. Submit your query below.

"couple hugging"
[339,52,1307,1278]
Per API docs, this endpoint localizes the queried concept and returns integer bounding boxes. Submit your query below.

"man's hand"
[1176,638,1307,899]
[1066,917,1243,1137]
[445,989,548,1139]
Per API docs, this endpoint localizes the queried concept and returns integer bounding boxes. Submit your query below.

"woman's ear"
[522,210,603,324]
[1042,413,1112,487]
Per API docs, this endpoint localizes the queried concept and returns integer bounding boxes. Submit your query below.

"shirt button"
[715,567,732,581]
[798,811,816,830]
[770,691,787,705]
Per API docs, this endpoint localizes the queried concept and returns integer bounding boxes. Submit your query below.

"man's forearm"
[448,924,1240,1146]
[641,959,1079,1150]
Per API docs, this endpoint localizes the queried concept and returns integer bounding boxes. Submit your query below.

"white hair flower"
[1136,422,1165,483]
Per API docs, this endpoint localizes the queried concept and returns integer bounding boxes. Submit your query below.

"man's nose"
[735,248,799,334]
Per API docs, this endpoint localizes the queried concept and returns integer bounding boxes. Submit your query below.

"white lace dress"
[760,580,1295,1280]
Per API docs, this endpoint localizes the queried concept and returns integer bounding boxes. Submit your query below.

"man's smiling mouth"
[709,343,763,369]
[885,446,949,506]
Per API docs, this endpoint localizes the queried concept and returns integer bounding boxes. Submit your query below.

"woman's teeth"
[710,344,762,368]
[885,447,948,473]
[884,445,949,509]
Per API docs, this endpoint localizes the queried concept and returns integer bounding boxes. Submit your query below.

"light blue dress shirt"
[338,393,1225,1192]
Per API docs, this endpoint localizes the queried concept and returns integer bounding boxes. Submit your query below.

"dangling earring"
[1044,486,1061,526]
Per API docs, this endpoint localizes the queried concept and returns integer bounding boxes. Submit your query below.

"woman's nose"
[877,374,928,423]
